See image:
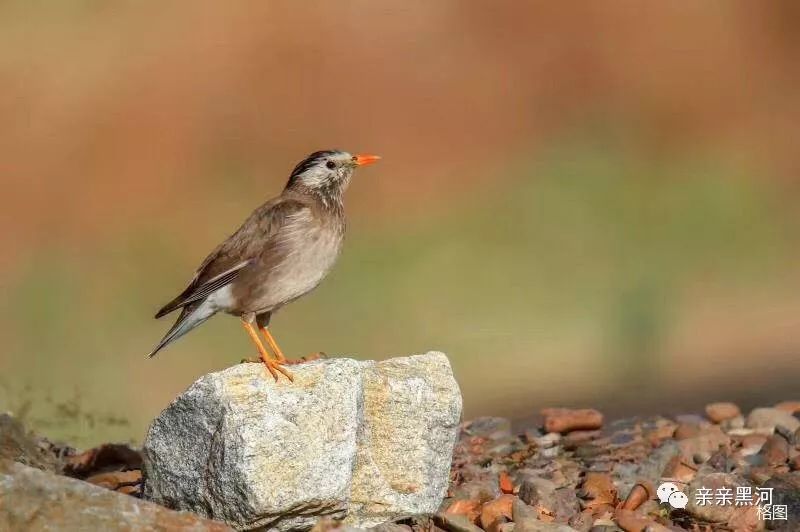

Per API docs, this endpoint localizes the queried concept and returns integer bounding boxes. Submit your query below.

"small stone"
[64,443,143,478]
[578,473,617,511]
[515,508,580,532]
[512,498,538,522]
[774,401,800,414]
[480,494,515,530]
[518,477,557,506]
[541,409,603,434]
[568,510,594,532]
[673,424,700,440]
[676,426,730,461]
[705,402,741,424]
[674,414,708,426]
[551,488,581,522]
[563,431,601,448]
[662,455,697,484]
[760,435,789,467]
[614,441,681,496]
[739,434,767,456]
[612,509,650,532]
[444,499,482,523]
[452,479,502,503]
[721,415,745,431]
[497,522,517,532]
[499,471,515,494]
[466,417,513,441]
[0,414,60,473]
[433,512,484,532]
[620,483,651,511]
[746,408,800,433]
[86,469,142,490]
[534,433,562,448]
[116,484,141,497]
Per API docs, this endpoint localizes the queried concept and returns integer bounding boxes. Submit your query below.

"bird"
[148,150,380,381]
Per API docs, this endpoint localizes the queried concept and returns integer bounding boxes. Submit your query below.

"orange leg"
[259,326,327,365]
[242,320,293,382]
[259,326,287,363]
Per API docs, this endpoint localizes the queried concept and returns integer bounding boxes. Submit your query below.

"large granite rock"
[143,352,462,531]
[0,459,231,531]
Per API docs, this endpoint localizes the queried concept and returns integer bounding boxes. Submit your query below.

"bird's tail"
[147,303,216,358]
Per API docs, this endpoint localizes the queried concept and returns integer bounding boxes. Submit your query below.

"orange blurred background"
[1,1,799,446]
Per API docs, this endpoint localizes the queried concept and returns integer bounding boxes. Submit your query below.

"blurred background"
[1,1,799,447]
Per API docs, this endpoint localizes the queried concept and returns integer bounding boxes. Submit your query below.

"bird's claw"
[240,356,294,382]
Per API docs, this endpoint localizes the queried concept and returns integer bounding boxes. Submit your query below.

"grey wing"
[153,197,311,319]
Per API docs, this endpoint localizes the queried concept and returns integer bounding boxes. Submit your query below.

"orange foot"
[241,320,294,382]
[239,356,294,382]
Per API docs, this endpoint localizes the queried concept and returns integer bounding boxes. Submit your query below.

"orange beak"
[353,154,381,167]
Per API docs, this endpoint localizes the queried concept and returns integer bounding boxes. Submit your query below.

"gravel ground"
[3,401,800,531]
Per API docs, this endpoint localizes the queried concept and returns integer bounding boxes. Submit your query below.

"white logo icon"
[668,491,689,509]
[657,482,688,509]
[657,482,681,504]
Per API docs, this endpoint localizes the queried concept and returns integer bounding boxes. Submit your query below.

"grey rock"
[746,408,800,433]
[451,479,501,503]
[143,352,462,531]
[518,476,557,506]
[0,414,60,473]
[612,440,679,496]
[512,498,538,522]
[0,460,231,531]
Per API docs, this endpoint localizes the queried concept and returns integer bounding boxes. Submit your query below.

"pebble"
[534,433,562,448]
[676,426,730,461]
[745,408,800,433]
[518,477,556,506]
[445,499,483,523]
[705,402,741,424]
[479,495,515,530]
[466,417,514,441]
[661,454,697,483]
[738,434,767,456]
[434,512,485,532]
[452,479,502,503]
[613,509,651,532]
[85,469,141,490]
[673,424,701,440]
[774,401,800,414]
[759,435,789,466]
[620,483,650,511]
[541,409,603,434]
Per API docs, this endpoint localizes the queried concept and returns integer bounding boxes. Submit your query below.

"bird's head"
[285,150,380,203]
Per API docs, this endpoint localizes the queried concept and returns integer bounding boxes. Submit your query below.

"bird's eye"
[326,161,336,170]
